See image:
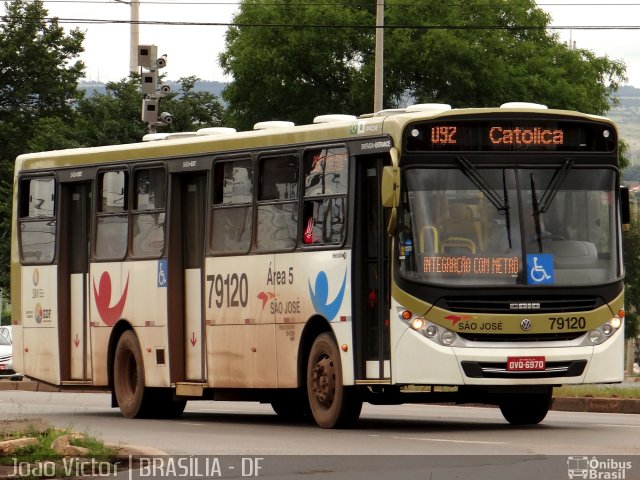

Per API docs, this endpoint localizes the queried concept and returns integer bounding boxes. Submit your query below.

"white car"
[0,326,22,380]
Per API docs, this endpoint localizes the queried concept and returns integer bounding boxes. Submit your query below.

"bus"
[11,103,629,428]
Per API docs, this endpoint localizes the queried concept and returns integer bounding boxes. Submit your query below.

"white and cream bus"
[11,103,628,427]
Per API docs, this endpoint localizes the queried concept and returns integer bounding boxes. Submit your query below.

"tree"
[220,0,374,130]
[220,0,626,129]
[28,76,226,152]
[160,76,225,132]
[29,76,146,152]
[0,0,85,296]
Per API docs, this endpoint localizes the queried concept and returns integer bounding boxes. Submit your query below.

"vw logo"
[520,318,532,331]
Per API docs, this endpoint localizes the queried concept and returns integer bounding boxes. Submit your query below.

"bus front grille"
[442,296,602,314]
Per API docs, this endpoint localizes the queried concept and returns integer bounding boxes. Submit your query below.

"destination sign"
[423,255,519,276]
[405,119,616,152]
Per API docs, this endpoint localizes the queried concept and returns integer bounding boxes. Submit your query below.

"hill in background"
[78,81,640,163]
[609,85,640,165]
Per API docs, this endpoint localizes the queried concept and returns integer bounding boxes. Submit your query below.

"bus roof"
[15,105,615,172]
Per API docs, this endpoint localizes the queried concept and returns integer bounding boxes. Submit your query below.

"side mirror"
[620,185,630,232]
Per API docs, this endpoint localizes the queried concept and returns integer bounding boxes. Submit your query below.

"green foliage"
[160,76,225,131]
[623,200,640,340]
[1,309,10,326]
[220,0,627,129]
[220,0,375,130]
[0,0,85,297]
[28,76,147,151]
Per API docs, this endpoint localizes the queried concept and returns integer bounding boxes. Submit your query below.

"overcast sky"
[2,1,639,90]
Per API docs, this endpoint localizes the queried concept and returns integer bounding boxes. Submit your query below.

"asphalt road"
[2,391,640,479]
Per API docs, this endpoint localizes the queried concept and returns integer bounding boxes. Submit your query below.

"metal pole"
[130,0,140,74]
[373,0,384,112]
[115,0,140,75]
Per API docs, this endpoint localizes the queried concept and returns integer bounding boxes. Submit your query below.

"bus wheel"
[270,390,311,421]
[113,330,148,418]
[499,388,552,425]
[306,333,362,428]
[148,389,187,419]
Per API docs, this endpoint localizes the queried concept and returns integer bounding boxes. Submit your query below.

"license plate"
[506,356,546,371]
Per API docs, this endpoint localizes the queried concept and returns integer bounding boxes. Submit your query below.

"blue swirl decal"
[308,270,347,321]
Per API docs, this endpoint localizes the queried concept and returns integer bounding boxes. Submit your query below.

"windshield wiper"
[536,158,574,214]
[457,156,508,213]
[529,158,574,251]
[457,156,512,248]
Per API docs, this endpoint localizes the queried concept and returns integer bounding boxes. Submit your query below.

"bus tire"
[306,332,362,428]
[270,390,311,421]
[148,389,187,419]
[113,330,148,418]
[499,388,552,425]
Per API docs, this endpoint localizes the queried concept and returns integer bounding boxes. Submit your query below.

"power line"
[5,0,640,5]
[2,15,639,30]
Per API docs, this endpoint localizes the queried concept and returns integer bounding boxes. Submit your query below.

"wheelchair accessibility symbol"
[158,259,168,288]
[526,254,554,285]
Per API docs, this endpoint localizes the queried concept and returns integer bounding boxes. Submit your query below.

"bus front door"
[354,156,390,380]
[58,181,92,382]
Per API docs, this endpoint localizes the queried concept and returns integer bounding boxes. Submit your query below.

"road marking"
[392,436,506,445]
[195,408,244,413]
[179,422,205,426]
[598,424,640,428]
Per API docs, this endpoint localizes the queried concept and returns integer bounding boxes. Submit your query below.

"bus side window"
[95,170,128,260]
[210,158,253,254]
[302,147,348,246]
[131,168,166,258]
[18,177,56,264]
[256,154,298,251]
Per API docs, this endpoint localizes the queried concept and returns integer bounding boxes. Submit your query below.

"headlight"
[440,330,457,346]
[589,329,603,344]
[398,308,456,346]
[583,316,622,346]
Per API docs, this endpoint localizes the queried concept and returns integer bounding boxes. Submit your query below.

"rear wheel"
[499,388,552,425]
[113,330,147,418]
[306,333,362,428]
[113,330,186,419]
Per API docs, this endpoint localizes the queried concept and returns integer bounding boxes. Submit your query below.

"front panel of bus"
[389,113,624,386]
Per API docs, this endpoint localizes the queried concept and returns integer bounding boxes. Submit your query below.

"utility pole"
[373,0,384,112]
[115,0,141,74]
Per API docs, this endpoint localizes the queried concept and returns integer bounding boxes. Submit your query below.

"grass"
[554,383,640,399]
[0,424,117,478]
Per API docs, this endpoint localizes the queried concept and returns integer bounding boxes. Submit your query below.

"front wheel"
[306,332,362,428]
[499,388,552,425]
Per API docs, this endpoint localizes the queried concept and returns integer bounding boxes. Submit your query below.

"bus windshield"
[398,166,619,286]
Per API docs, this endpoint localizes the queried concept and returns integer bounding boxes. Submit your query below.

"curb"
[552,396,640,414]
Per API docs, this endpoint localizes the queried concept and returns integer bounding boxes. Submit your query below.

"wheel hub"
[312,355,335,408]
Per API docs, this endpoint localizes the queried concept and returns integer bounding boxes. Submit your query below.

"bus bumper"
[392,325,624,386]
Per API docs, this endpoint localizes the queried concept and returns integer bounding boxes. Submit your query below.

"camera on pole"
[138,45,172,134]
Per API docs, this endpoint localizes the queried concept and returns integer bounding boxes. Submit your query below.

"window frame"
[17,174,57,265]
[300,145,349,248]
[209,156,255,255]
[255,151,300,253]
[130,164,167,260]
[94,167,130,262]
